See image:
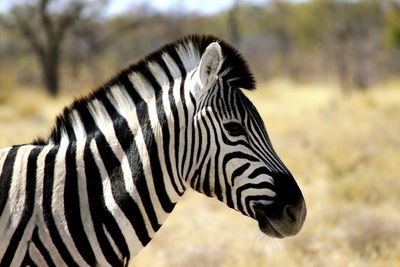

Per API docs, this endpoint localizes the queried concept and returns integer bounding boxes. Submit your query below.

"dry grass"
[0,87,73,146]
[0,80,399,266]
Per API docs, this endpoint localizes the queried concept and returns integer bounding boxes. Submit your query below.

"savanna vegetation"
[1,0,400,94]
[0,0,399,266]
[0,80,398,266]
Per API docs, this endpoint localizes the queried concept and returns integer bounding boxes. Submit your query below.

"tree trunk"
[11,0,87,96]
[39,43,60,96]
[43,59,59,96]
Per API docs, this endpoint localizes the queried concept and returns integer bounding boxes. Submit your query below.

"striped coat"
[0,35,306,266]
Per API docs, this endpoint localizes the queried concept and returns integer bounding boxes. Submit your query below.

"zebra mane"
[33,34,255,145]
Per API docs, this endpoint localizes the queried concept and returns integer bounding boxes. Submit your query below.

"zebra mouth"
[254,203,285,239]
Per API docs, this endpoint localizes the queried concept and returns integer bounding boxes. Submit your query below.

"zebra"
[0,35,306,266]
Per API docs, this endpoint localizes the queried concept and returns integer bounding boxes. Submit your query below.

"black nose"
[254,193,306,238]
[254,172,306,238]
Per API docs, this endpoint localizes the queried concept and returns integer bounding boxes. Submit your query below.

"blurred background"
[0,0,399,266]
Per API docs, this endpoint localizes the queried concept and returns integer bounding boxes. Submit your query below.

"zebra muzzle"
[253,195,306,238]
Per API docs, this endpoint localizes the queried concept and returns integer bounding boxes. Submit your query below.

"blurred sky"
[0,0,308,16]
[105,0,266,15]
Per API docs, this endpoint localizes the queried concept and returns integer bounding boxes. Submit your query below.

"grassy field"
[0,80,399,266]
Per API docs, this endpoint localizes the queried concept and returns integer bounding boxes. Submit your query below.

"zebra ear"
[199,42,223,89]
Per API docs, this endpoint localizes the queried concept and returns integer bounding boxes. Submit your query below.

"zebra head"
[188,40,306,238]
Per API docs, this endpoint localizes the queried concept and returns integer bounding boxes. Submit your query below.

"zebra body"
[0,35,306,266]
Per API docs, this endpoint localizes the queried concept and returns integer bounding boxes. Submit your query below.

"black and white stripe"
[0,35,306,266]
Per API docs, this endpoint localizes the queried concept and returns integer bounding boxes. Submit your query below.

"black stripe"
[117,122,161,230]
[75,104,128,265]
[169,83,185,188]
[21,251,38,267]
[84,139,127,266]
[102,88,160,234]
[230,163,250,185]
[179,80,189,178]
[42,146,79,267]
[32,227,56,267]
[137,118,177,214]
[220,81,231,118]
[1,146,40,266]
[120,74,175,214]
[141,65,184,203]
[193,165,201,191]
[117,74,163,232]
[244,194,275,218]
[64,142,97,265]
[113,118,160,232]
[237,182,275,197]
[220,129,249,147]
[235,89,247,120]
[194,115,204,164]
[169,49,190,181]
[248,167,273,179]
[94,129,151,245]
[157,55,187,191]
[228,85,240,120]
[242,95,287,172]
[194,112,212,192]
[202,161,211,196]
[156,57,185,194]
[186,92,197,179]
[0,146,19,217]
[204,110,223,202]
[223,151,258,164]
[237,182,275,216]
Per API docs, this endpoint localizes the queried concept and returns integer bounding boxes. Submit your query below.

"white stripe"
[129,72,154,103]
[0,147,12,254]
[106,86,139,136]
[102,224,121,260]
[161,53,181,80]
[0,147,11,170]
[147,61,170,91]
[161,85,185,193]
[175,42,200,71]
[246,111,288,173]
[52,139,90,267]
[181,72,197,178]
[106,88,157,234]
[134,120,169,230]
[35,145,66,265]
[88,99,154,240]
[28,243,47,266]
[172,78,187,177]
[73,118,111,267]
[90,139,144,255]
[188,112,202,182]
[108,85,179,229]
[193,108,216,192]
[240,186,276,216]
[162,52,187,188]
[69,110,87,140]
[2,146,33,267]
[130,72,181,216]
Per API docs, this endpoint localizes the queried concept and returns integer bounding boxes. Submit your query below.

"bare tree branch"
[12,7,45,59]
[55,2,84,42]
[39,0,54,41]
[10,0,92,95]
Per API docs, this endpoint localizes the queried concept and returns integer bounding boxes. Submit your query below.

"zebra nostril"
[284,205,297,222]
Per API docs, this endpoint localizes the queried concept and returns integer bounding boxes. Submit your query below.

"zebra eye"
[224,122,247,137]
